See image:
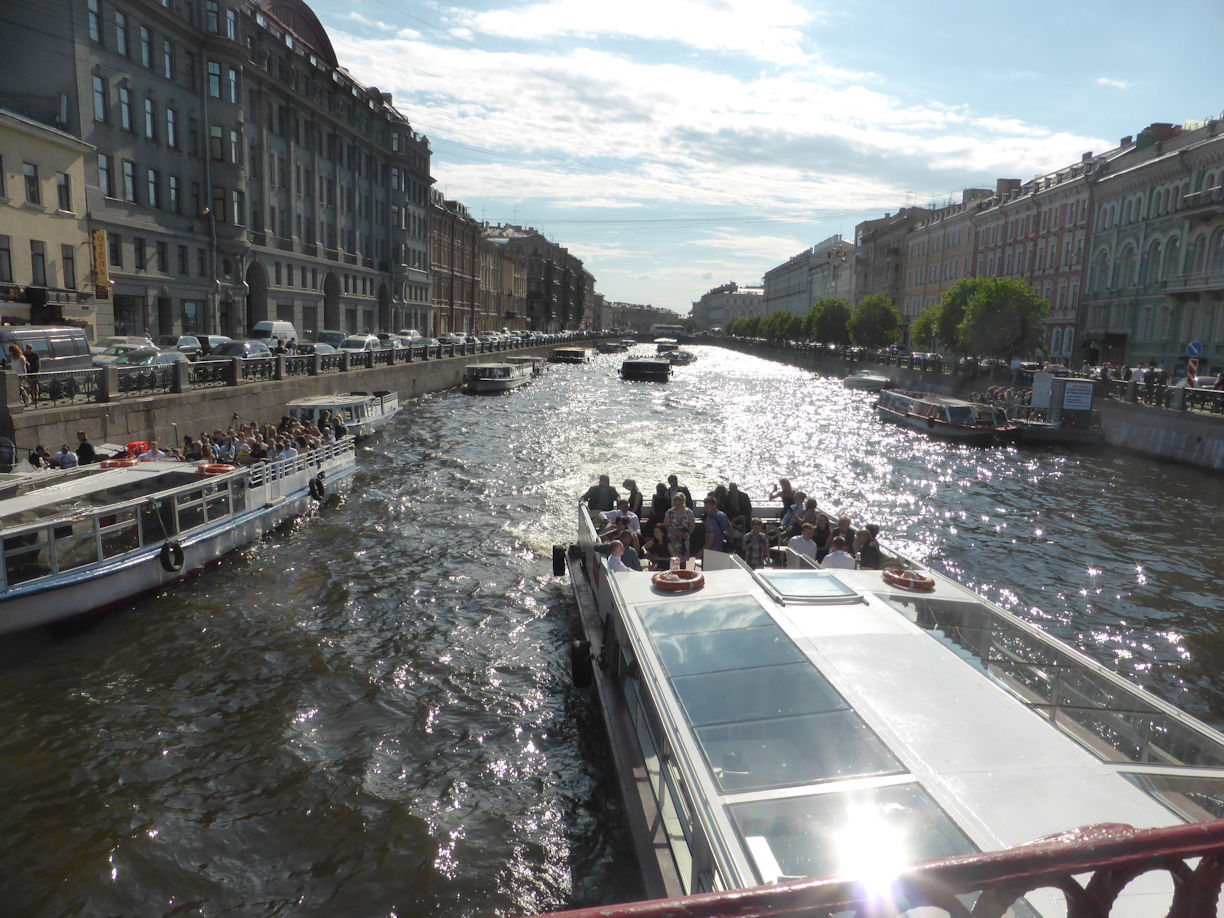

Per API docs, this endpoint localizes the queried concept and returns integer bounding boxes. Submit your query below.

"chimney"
[1081,151,1093,162]
[995,178,1021,196]
[1120,135,1133,146]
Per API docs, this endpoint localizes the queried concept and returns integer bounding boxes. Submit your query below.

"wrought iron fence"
[188,360,230,389]
[114,365,176,399]
[28,369,100,407]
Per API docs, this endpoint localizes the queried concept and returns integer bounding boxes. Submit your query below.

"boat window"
[100,508,140,559]
[1123,773,1224,823]
[946,406,974,425]
[728,784,976,887]
[175,490,207,532]
[53,519,100,573]
[883,594,1224,768]
[230,478,247,513]
[205,486,230,521]
[755,570,859,603]
[140,498,178,543]
[3,528,49,586]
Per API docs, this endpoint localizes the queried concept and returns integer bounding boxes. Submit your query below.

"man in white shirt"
[51,444,78,469]
[139,441,167,461]
[599,499,641,534]
[821,535,857,570]
[606,540,634,572]
[787,523,820,563]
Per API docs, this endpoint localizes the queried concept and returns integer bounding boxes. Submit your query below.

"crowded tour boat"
[285,391,399,440]
[620,357,673,382]
[551,486,1224,917]
[463,361,534,393]
[876,389,1017,445]
[0,440,356,635]
[552,346,596,363]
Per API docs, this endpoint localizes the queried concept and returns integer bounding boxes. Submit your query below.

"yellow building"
[0,109,98,338]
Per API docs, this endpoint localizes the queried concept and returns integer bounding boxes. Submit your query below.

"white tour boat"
[463,361,534,393]
[877,389,1017,445]
[842,368,892,391]
[0,442,356,635]
[553,504,1224,917]
[285,390,399,439]
[552,347,596,363]
[655,337,680,354]
[620,357,672,382]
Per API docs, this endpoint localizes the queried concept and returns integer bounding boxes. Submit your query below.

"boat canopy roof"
[604,560,1224,890]
[0,464,204,528]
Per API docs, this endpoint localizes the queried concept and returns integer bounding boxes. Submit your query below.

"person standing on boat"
[75,431,96,465]
[622,479,644,518]
[580,474,619,512]
[724,482,752,528]
[666,474,693,510]
[599,498,641,534]
[703,496,733,555]
[664,494,696,562]
[741,519,770,569]
[769,477,795,508]
[139,441,166,461]
[648,482,670,527]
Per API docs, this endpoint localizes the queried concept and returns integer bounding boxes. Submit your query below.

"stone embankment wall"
[3,346,555,453]
[723,339,1224,472]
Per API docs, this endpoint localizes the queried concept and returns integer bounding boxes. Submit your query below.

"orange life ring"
[197,463,237,475]
[127,440,150,455]
[882,567,935,592]
[651,569,706,592]
[101,458,138,468]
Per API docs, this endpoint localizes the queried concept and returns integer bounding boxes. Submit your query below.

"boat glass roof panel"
[727,783,976,886]
[755,570,859,603]
[881,593,1224,768]
[1122,773,1224,822]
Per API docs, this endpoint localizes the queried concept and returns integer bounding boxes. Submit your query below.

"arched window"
[1184,305,1198,341]
[1140,306,1155,342]
[1116,246,1137,288]
[1164,237,1181,278]
[1092,250,1111,289]
[1211,228,1224,273]
[1051,328,1063,355]
[1063,327,1074,356]
[1155,305,1172,342]
[1145,240,1162,283]
[1192,235,1208,273]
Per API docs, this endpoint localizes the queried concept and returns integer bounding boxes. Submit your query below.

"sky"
[304,0,1224,315]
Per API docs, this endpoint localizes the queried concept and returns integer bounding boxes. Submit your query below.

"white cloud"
[1097,77,1130,90]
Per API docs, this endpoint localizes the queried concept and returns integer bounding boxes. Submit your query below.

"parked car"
[201,339,273,360]
[0,325,94,372]
[294,342,337,356]
[249,320,299,345]
[338,334,380,354]
[91,334,154,356]
[156,335,202,360]
[199,335,233,357]
[317,330,348,348]
[112,348,190,367]
[92,343,150,366]
[411,337,441,357]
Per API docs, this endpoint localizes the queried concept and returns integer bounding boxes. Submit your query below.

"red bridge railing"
[531,820,1224,918]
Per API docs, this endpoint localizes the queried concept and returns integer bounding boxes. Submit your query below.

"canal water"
[3,345,1224,916]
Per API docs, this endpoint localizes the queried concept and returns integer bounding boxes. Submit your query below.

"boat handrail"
[528,817,1224,918]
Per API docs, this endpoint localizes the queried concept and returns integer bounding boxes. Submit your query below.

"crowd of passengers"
[580,474,885,574]
[26,414,348,470]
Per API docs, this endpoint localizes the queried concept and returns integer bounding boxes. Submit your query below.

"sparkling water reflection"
[1,345,1223,916]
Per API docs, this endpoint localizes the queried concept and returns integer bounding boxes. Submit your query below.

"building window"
[115,11,128,56]
[144,97,156,140]
[225,8,237,39]
[109,235,123,268]
[56,172,72,211]
[207,61,221,97]
[228,67,238,104]
[88,0,101,43]
[212,186,225,222]
[0,156,4,197]
[231,189,244,225]
[168,175,179,213]
[92,75,107,121]
[99,154,113,196]
[162,39,174,80]
[156,241,167,272]
[178,245,188,275]
[119,85,132,130]
[229,129,240,164]
[122,160,136,203]
[22,163,40,205]
[166,107,177,148]
[0,236,11,282]
[134,238,146,270]
[140,26,152,68]
[147,168,160,208]
[205,1,219,33]
[62,244,76,289]
[209,125,223,161]
[30,241,47,286]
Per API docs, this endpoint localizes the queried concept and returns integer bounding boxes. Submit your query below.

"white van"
[249,320,299,344]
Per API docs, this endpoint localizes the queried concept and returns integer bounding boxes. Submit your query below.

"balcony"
[1181,185,1224,223]
[275,236,294,252]
[1163,270,1224,295]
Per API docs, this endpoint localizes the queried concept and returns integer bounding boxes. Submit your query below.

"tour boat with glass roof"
[463,361,534,393]
[552,505,1224,917]
[285,390,399,439]
[877,389,1018,445]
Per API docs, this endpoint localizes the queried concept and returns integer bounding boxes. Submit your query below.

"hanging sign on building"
[92,229,110,300]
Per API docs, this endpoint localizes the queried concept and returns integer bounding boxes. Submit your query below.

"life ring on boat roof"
[160,540,185,573]
[197,463,237,476]
[308,473,326,500]
[652,569,705,592]
[882,567,935,592]
[127,440,150,455]
[101,458,138,468]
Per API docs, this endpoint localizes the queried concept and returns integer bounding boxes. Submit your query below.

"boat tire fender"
[926,416,936,428]
[652,569,706,592]
[160,540,185,573]
[882,567,935,592]
[309,473,326,501]
[571,640,594,688]
[552,545,566,577]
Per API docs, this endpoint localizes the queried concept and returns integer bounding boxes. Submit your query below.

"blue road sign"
[1188,341,1203,357]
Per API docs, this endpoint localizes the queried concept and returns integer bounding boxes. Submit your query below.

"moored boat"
[0,442,356,635]
[506,354,547,377]
[463,361,533,393]
[620,357,672,382]
[551,502,1224,916]
[665,349,697,366]
[285,390,399,439]
[654,337,679,354]
[877,389,1017,445]
[842,368,892,391]
[552,347,596,363]
[596,340,627,354]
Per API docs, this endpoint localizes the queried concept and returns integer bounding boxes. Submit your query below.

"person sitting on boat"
[664,494,696,563]
[594,539,641,573]
[741,518,770,570]
[787,523,821,563]
[640,524,672,570]
[599,516,640,551]
[769,477,795,508]
[51,444,78,469]
[780,491,808,537]
[667,474,694,509]
[599,499,641,534]
[832,514,856,550]
[853,526,882,570]
[139,441,166,461]
[811,512,833,563]
[580,474,619,513]
[822,536,857,570]
[702,496,734,555]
